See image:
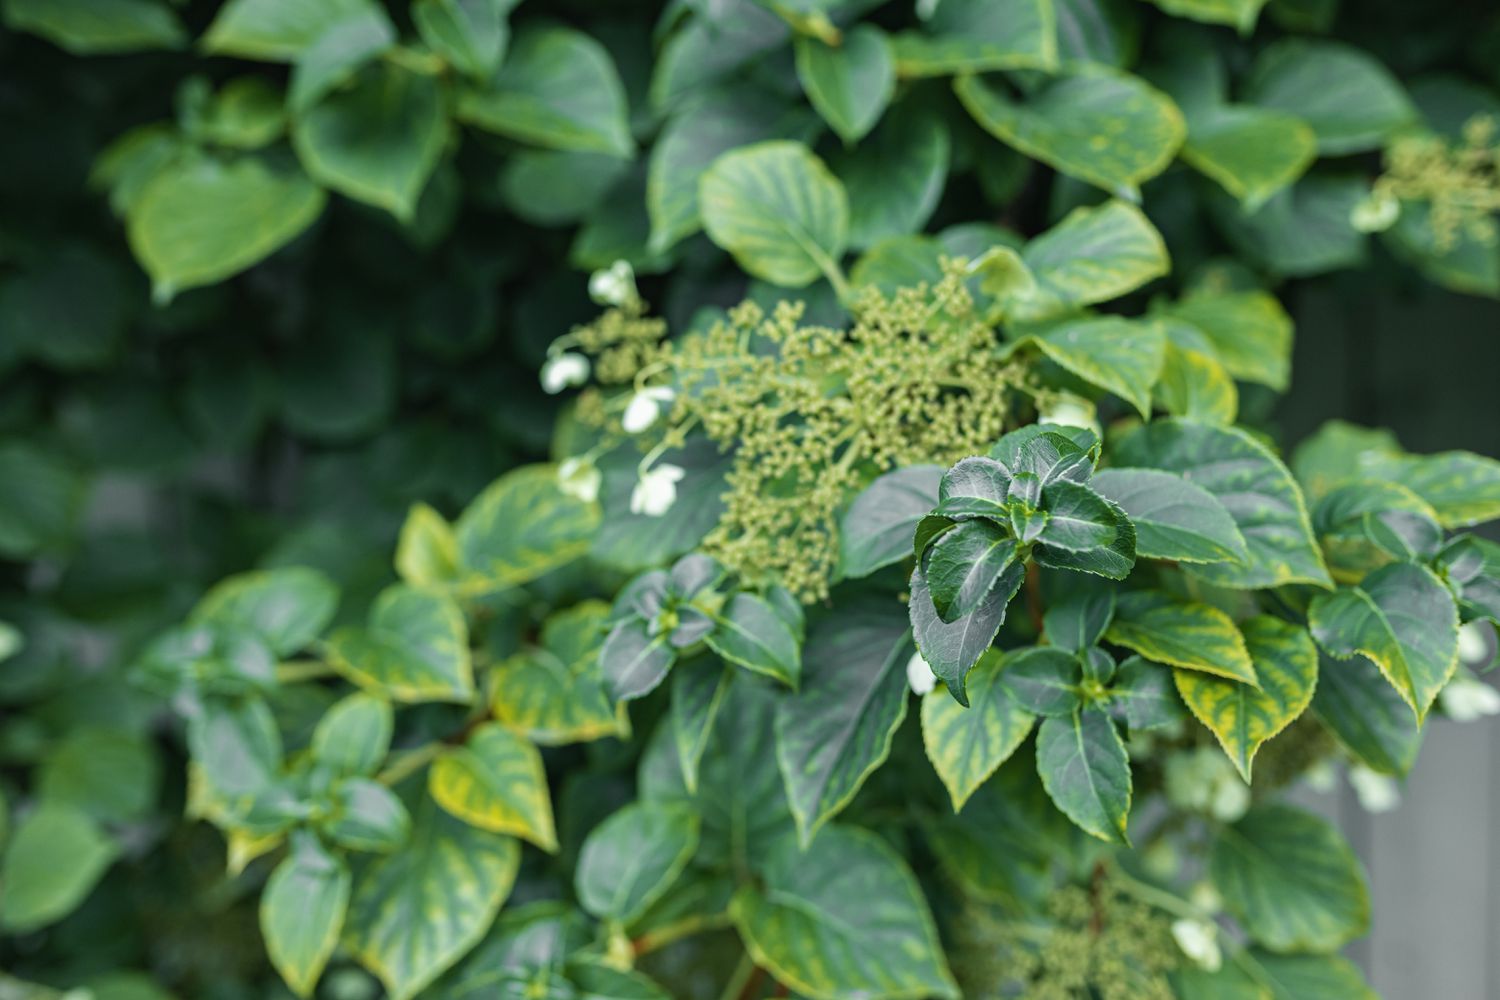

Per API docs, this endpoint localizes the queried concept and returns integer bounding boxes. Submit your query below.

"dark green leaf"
[1035,708,1132,844]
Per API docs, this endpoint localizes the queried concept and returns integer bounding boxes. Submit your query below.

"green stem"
[718,952,758,1000]
[275,659,336,683]
[1107,863,1206,921]
[377,742,444,787]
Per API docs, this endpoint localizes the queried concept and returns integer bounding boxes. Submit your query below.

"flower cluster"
[549,263,1029,601]
[1357,113,1500,249]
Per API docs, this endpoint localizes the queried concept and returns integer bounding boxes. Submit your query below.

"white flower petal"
[905,652,937,696]
[1349,765,1401,813]
[540,352,590,394]
[1171,919,1222,972]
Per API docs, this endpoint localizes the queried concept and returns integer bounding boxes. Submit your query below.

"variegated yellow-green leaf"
[1091,468,1247,565]
[455,464,599,592]
[344,794,520,1000]
[775,601,911,844]
[922,649,1036,810]
[1114,419,1332,589]
[1008,316,1165,419]
[1175,616,1317,781]
[1159,290,1294,392]
[891,0,1057,76]
[261,831,349,998]
[1106,591,1257,686]
[1007,199,1170,323]
[311,691,392,776]
[575,801,699,924]
[1210,803,1370,953]
[490,600,622,745]
[955,68,1185,199]
[428,722,557,851]
[1181,105,1317,212]
[1144,0,1266,32]
[326,584,473,704]
[730,826,959,1000]
[1313,480,1442,583]
[1154,331,1238,426]
[192,565,338,657]
[395,502,459,588]
[1308,561,1459,721]
[698,141,849,289]
[1035,707,1132,844]
[1368,449,1500,528]
[1312,653,1422,776]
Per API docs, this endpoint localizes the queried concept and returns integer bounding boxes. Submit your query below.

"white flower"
[1171,918,1223,972]
[1457,620,1495,667]
[1350,190,1400,233]
[1440,669,1500,722]
[589,259,637,307]
[630,463,685,517]
[540,352,590,394]
[1303,760,1339,793]
[906,651,937,696]
[557,457,601,505]
[1349,765,1401,813]
[1039,395,1099,434]
[622,387,675,434]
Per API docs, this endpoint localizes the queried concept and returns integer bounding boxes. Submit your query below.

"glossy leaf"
[492,601,622,745]
[924,520,1019,622]
[455,465,599,591]
[202,0,376,61]
[1034,479,1137,579]
[1035,708,1132,844]
[705,593,801,687]
[413,0,509,79]
[670,661,732,795]
[0,802,117,932]
[312,692,393,776]
[324,778,411,853]
[1009,316,1166,418]
[794,25,894,144]
[1000,645,1084,717]
[910,564,1025,705]
[1159,290,1294,392]
[600,619,675,702]
[1145,0,1266,30]
[1106,591,1257,685]
[1092,468,1247,565]
[1181,105,1317,212]
[891,0,1057,76]
[840,465,942,578]
[1244,39,1415,154]
[261,832,349,998]
[1008,199,1171,322]
[922,649,1036,810]
[1110,656,1187,731]
[395,502,461,588]
[1042,590,1115,652]
[428,723,557,851]
[327,584,473,703]
[575,802,699,924]
[192,566,338,657]
[3,0,185,55]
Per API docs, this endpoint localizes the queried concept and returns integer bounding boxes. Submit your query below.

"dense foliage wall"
[2,0,1500,998]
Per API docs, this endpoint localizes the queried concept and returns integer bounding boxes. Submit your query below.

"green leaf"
[38,727,160,824]
[429,722,556,851]
[1110,656,1187,731]
[1181,105,1318,212]
[311,692,392,776]
[2,0,184,55]
[1042,590,1115,653]
[1208,175,1368,278]
[670,661,732,794]
[1008,316,1166,418]
[1035,708,1132,844]
[0,441,88,559]
[910,565,1025,705]
[193,567,338,657]
[794,25,894,144]
[261,832,350,998]
[774,602,911,844]
[1091,468,1247,565]
[345,794,520,1000]
[326,584,474,704]
[1244,40,1415,154]
[600,619,675,702]
[455,464,600,591]
[125,152,326,300]
[1155,333,1239,426]
[1106,591,1257,685]
[1313,480,1442,584]
[592,438,732,572]
[1383,200,1500,299]
[395,503,461,588]
[1114,419,1332,588]
[955,68,1185,199]
[566,960,671,1000]
[202,0,377,60]
[832,102,950,251]
[0,802,117,933]
[1175,616,1318,781]
[575,802,699,924]
[891,0,1058,76]
[1242,948,1379,999]
[1210,803,1370,953]
[1158,290,1294,392]
[413,0,509,80]
[1438,535,1500,625]
[188,695,284,801]
[491,601,623,745]
[1007,199,1171,323]
[1308,561,1459,721]
[925,520,1020,622]
[456,26,633,158]
[648,0,788,110]
[922,649,1036,810]
[1034,480,1137,579]
[1369,450,1500,528]
[286,8,396,112]
[706,593,801,687]
[840,465,942,579]
[699,141,849,288]
[1000,646,1084,717]
[1313,653,1421,775]
[0,245,131,372]
[1143,0,1266,31]
[292,61,445,221]
[729,826,959,1000]
[323,778,411,852]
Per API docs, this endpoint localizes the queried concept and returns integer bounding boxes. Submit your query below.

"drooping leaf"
[429,722,557,851]
[910,565,1026,705]
[344,795,521,1000]
[1042,589,1115,652]
[192,567,339,658]
[922,649,1036,810]
[1243,39,1415,154]
[840,465,942,579]
[261,832,350,998]
[729,826,959,1000]
[455,465,600,591]
[1113,419,1332,588]
[794,25,895,144]
[575,802,699,924]
[1106,591,1257,685]
[1035,707,1132,844]
[705,593,801,687]
[891,0,1058,76]
[924,520,1020,622]
[456,25,633,158]
[1312,653,1422,776]
[326,584,473,703]
[1368,450,1500,528]
[1209,803,1370,953]
[955,68,1185,199]
[1308,561,1459,721]
[1091,468,1247,565]
[1008,316,1166,418]
[1175,616,1318,780]
[492,601,623,745]
[774,601,911,844]
[698,141,849,288]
